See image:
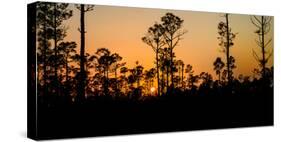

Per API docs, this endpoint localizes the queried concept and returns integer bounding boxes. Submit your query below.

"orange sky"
[63,4,273,79]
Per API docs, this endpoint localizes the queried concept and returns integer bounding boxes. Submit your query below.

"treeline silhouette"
[33,2,273,139]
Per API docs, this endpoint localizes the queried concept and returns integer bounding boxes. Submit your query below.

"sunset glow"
[150,87,156,93]
[62,4,273,79]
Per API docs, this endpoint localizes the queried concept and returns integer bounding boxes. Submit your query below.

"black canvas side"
[27,2,38,140]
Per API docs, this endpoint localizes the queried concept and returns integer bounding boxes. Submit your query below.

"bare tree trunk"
[137,78,140,88]
[103,69,107,95]
[65,55,69,84]
[115,69,117,79]
[115,68,119,91]
[161,70,164,95]
[166,66,169,90]
[225,14,231,83]
[181,64,184,88]
[178,67,181,80]
[53,4,59,95]
[78,4,86,101]
[170,37,174,89]
[106,68,109,95]
[218,72,221,84]
[156,46,160,96]
[261,16,266,78]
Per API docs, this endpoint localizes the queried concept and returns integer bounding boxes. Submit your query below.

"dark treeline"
[33,2,273,139]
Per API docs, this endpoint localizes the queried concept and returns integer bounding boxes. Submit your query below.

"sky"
[63,4,274,79]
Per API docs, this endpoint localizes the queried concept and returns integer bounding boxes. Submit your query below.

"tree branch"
[252,49,260,62]
[264,38,272,48]
[250,16,261,28]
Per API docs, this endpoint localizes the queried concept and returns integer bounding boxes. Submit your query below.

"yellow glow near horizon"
[150,87,156,93]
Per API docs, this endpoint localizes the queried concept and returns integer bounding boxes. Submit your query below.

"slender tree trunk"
[181,65,184,88]
[103,69,106,94]
[106,69,109,81]
[170,36,174,89]
[106,68,109,95]
[114,68,118,91]
[65,54,71,99]
[166,66,169,90]
[218,72,221,84]
[156,44,160,96]
[115,68,117,79]
[161,70,164,95]
[65,56,69,84]
[137,78,140,88]
[261,16,266,78]
[225,14,231,83]
[53,4,59,95]
[178,67,181,80]
[151,79,154,94]
[78,4,86,101]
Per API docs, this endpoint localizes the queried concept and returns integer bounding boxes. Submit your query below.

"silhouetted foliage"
[142,23,165,96]
[75,4,95,102]
[175,60,185,88]
[36,2,74,106]
[213,57,225,83]
[251,16,273,79]
[161,13,187,89]
[217,14,237,83]
[144,68,156,95]
[94,48,122,96]
[33,7,273,139]
[51,3,73,95]
[36,2,53,95]
[185,64,199,92]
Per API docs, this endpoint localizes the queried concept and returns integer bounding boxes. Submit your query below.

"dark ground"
[36,90,273,140]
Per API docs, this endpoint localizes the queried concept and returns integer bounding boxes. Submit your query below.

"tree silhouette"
[56,42,76,100]
[36,2,73,99]
[185,64,198,90]
[185,64,194,75]
[94,48,122,96]
[176,60,185,88]
[120,66,129,94]
[95,48,112,95]
[199,72,213,89]
[213,57,225,83]
[217,14,237,83]
[58,42,77,84]
[110,54,125,92]
[135,61,144,88]
[221,69,228,83]
[144,68,156,95]
[50,3,73,96]
[32,4,274,138]
[36,2,53,96]
[158,48,167,94]
[159,47,172,93]
[128,61,144,98]
[142,23,165,96]
[53,3,72,80]
[228,56,236,81]
[120,66,129,76]
[70,52,96,97]
[251,16,272,79]
[161,13,187,89]
[75,4,94,102]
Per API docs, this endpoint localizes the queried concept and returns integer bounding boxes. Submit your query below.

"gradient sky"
[63,4,273,79]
